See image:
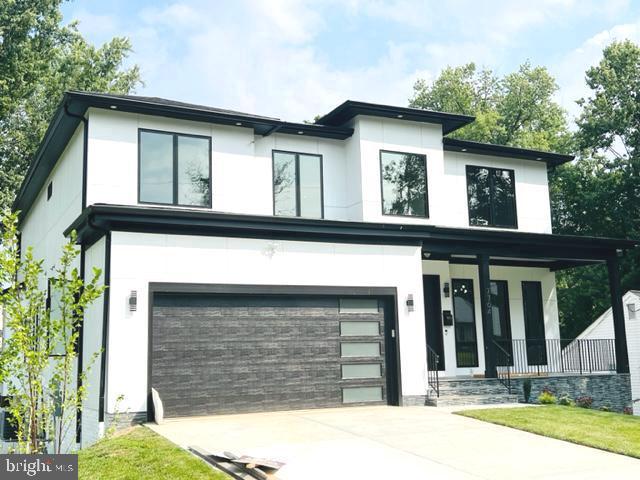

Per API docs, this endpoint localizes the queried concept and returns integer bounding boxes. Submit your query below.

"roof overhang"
[66,205,638,271]
[315,100,475,134]
[443,138,574,167]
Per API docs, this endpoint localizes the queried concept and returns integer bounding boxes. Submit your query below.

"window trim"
[271,149,324,219]
[379,150,429,219]
[137,128,213,209]
[465,164,518,229]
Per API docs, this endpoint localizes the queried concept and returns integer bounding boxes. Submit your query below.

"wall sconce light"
[443,282,450,298]
[406,294,414,312]
[129,290,137,312]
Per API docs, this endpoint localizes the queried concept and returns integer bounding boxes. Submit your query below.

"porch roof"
[67,204,638,270]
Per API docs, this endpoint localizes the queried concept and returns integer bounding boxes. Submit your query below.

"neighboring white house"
[571,291,640,415]
[1,92,637,448]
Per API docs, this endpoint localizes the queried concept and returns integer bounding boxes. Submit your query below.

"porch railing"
[426,344,440,397]
[492,339,512,393]
[493,338,616,376]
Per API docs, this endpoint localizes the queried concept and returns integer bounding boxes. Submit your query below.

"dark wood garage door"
[150,293,398,418]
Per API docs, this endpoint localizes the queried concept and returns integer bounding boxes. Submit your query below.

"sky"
[61,0,640,123]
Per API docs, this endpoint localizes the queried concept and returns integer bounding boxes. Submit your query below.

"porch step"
[428,378,520,407]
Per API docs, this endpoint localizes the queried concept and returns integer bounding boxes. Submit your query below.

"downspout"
[62,104,89,444]
[87,215,111,427]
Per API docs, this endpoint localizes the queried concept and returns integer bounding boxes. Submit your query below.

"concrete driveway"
[148,405,640,479]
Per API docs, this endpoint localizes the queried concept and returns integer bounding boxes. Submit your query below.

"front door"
[423,275,445,370]
[452,279,479,368]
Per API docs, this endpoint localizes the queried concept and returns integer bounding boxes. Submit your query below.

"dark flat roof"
[444,138,574,167]
[315,100,475,134]
[66,204,638,271]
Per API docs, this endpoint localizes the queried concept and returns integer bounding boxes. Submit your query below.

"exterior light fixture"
[397,114,403,118]
[406,294,414,312]
[235,122,242,126]
[129,290,137,312]
[443,282,450,298]
[536,157,543,161]
[461,148,467,152]
[109,105,118,110]
[297,131,304,135]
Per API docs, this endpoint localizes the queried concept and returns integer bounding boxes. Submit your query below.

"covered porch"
[419,226,637,394]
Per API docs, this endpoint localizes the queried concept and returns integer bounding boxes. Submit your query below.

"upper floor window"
[139,129,212,207]
[380,150,429,218]
[466,165,517,228]
[272,151,323,218]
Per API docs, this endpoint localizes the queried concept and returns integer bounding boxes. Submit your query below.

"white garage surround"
[106,232,425,416]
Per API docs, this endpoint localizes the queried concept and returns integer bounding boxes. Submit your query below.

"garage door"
[150,293,397,418]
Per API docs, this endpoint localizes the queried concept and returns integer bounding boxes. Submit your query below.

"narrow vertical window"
[139,129,211,207]
[452,279,479,367]
[380,151,428,217]
[272,151,323,218]
[522,281,547,365]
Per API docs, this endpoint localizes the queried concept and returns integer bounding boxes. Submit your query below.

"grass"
[458,405,640,458]
[78,426,229,480]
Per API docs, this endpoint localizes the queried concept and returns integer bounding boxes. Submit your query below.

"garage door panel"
[151,293,391,418]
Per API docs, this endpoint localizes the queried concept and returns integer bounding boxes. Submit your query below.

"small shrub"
[538,388,557,405]
[623,406,633,415]
[558,393,574,406]
[599,405,610,412]
[575,396,593,409]
[523,379,532,403]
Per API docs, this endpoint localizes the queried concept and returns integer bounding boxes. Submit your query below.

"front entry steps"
[426,378,520,407]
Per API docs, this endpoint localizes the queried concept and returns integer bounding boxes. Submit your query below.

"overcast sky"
[62,0,640,123]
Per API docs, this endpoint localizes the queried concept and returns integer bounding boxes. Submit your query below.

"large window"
[380,150,428,217]
[139,129,211,207]
[272,151,323,218]
[466,165,517,228]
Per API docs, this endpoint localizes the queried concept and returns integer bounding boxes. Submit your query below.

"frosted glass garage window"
[341,364,381,379]
[342,386,383,403]
[341,342,380,357]
[339,298,379,313]
[139,129,211,207]
[273,151,323,218]
[340,321,379,336]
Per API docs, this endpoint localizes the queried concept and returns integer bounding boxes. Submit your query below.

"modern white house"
[568,291,640,415]
[2,91,638,448]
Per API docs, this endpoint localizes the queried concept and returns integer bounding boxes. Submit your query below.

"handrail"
[426,345,440,398]
[492,339,511,393]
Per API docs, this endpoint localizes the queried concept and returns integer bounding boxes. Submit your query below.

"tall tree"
[552,40,640,338]
[0,0,141,210]
[410,62,573,153]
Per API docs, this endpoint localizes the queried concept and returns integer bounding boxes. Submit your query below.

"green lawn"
[458,405,640,458]
[78,426,229,480]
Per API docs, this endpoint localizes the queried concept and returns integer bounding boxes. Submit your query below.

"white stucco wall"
[106,232,426,414]
[84,109,554,233]
[422,261,560,378]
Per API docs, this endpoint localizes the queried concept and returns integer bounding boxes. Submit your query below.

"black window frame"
[138,128,213,209]
[271,150,324,219]
[379,150,429,219]
[465,165,518,229]
[451,278,479,368]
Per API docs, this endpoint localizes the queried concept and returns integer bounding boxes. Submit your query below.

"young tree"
[0,0,142,211]
[0,211,105,453]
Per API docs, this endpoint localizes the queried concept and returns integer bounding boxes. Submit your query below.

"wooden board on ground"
[189,446,283,480]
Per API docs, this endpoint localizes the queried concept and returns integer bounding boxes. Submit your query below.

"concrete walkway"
[148,405,640,479]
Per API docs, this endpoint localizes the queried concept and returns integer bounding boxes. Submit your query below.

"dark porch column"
[477,254,496,378]
[607,255,629,374]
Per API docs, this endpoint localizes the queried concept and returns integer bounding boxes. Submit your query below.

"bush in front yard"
[538,388,557,405]
[575,396,593,409]
[558,393,574,406]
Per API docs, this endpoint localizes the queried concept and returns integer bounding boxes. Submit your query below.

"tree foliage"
[0,0,141,210]
[552,40,640,338]
[410,62,573,153]
[0,211,105,453]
